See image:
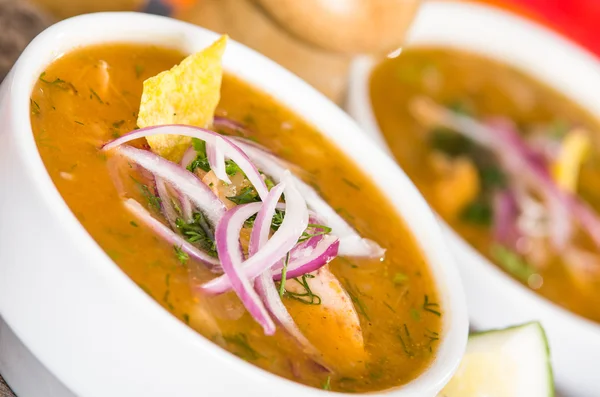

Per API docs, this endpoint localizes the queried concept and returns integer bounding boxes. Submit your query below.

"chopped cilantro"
[227,186,260,205]
[188,138,211,173]
[422,295,441,317]
[393,272,408,285]
[490,244,535,282]
[175,212,217,257]
[89,88,104,104]
[173,245,189,265]
[322,376,331,391]
[30,99,40,116]
[225,159,242,176]
[130,176,161,213]
[39,72,78,93]
[460,199,493,226]
[223,333,262,361]
[135,64,145,79]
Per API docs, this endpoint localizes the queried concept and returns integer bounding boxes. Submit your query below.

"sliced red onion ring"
[493,190,521,251]
[102,125,268,200]
[180,147,197,170]
[201,171,309,294]
[207,136,231,184]
[123,198,220,267]
[423,102,600,250]
[213,116,247,132]
[110,145,226,227]
[273,235,339,281]
[250,185,328,362]
[155,176,179,230]
[179,192,194,224]
[214,202,275,334]
[232,138,385,259]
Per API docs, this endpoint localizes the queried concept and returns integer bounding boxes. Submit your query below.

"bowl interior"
[347,0,600,332]
[2,11,467,397]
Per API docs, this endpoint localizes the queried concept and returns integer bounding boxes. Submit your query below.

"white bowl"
[0,12,467,397]
[347,2,600,396]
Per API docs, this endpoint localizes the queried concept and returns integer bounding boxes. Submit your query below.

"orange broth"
[31,43,442,392]
[371,47,600,323]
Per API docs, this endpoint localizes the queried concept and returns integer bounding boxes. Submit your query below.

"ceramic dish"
[347,2,600,396]
[0,12,467,397]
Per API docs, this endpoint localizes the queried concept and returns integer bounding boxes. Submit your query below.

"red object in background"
[481,0,600,57]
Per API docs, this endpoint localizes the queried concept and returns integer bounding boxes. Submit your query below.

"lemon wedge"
[552,128,590,192]
[440,322,554,397]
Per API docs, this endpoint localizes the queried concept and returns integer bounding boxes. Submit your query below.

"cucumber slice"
[440,322,554,397]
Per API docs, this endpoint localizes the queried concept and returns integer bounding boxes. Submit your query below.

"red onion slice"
[273,235,339,281]
[110,145,226,227]
[215,202,275,334]
[250,184,327,362]
[180,147,197,170]
[102,125,268,200]
[207,136,231,184]
[123,198,220,267]
[424,102,600,250]
[201,171,309,294]
[232,138,385,259]
[155,176,179,230]
[213,116,247,132]
[493,190,522,251]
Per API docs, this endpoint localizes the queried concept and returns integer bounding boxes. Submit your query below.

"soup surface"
[31,43,442,392]
[371,47,600,323]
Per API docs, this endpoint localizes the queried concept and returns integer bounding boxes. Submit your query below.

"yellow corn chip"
[137,35,228,161]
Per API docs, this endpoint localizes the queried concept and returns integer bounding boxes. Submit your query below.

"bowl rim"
[347,0,600,336]
[2,11,467,396]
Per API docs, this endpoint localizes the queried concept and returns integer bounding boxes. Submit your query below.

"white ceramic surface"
[0,12,467,397]
[347,2,600,396]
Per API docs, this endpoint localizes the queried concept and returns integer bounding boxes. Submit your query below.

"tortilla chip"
[137,35,228,161]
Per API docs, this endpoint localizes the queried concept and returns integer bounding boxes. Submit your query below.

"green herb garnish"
[429,127,473,157]
[342,178,361,190]
[130,221,138,227]
[460,199,493,226]
[422,295,441,317]
[410,308,421,321]
[39,72,78,93]
[130,176,161,213]
[30,99,40,116]
[223,333,262,361]
[383,301,396,313]
[225,159,242,176]
[264,175,276,191]
[89,88,104,104]
[322,376,331,391]
[134,64,145,79]
[175,212,217,257]
[284,274,322,305]
[182,313,190,325]
[490,244,535,283]
[397,323,414,357]
[187,138,211,172]
[344,279,370,321]
[393,272,408,285]
[278,253,290,297]
[298,223,332,243]
[227,186,260,205]
[173,245,189,265]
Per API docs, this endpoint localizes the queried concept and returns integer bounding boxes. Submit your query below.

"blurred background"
[3,0,600,104]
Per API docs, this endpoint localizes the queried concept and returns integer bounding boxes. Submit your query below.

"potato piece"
[431,153,480,219]
[137,35,227,161]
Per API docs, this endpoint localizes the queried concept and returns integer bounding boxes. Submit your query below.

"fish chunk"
[285,266,366,374]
